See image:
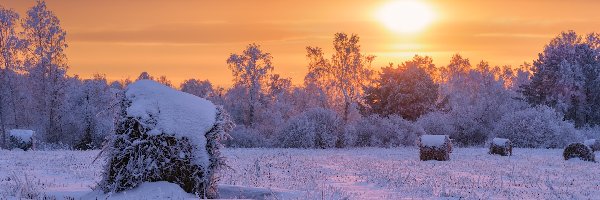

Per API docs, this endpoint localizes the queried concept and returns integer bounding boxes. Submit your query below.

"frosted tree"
[365,55,438,120]
[304,33,374,122]
[156,75,173,88]
[136,71,154,81]
[63,75,117,149]
[226,43,273,126]
[22,0,69,143]
[432,54,527,145]
[304,47,331,109]
[0,6,24,147]
[265,74,295,118]
[440,54,471,83]
[492,105,581,148]
[452,61,525,145]
[180,79,214,99]
[254,74,296,137]
[522,31,600,127]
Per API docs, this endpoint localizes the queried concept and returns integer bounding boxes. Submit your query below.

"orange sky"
[3,0,600,87]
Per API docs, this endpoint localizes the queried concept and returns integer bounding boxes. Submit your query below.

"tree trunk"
[0,67,6,148]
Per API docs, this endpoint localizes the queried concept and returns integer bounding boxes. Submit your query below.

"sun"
[377,0,435,34]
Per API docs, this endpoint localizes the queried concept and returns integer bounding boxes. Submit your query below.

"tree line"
[1,1,599,149]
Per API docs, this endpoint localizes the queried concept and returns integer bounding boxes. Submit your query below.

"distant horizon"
[4,0,600,87]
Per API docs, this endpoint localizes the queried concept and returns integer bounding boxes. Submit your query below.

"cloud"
[68,22,311,45]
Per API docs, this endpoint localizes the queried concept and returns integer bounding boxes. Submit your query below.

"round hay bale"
[563,143,595,162]
[489,138,512,156]
[7,129,34,151]
[418,135,452,161]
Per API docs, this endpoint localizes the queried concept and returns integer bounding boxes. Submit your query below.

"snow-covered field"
[1,148,598,199]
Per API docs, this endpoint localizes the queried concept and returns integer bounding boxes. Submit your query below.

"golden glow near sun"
[377,0,435,34]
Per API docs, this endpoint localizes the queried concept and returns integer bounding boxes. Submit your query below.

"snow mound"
[125,80,216,167]
[82,182,302,200]
[420,135,448,147]
[492,138,510,146]
[8,129,34,143]
[81,181,196,200]
[584,139,596,146]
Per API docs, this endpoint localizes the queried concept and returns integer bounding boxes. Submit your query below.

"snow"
[8,129,34,143]
[420,135,448,147]
[125,80,216,167]
[584,139,596,146]
[82,182,303,200]
[2,148,598,199]
[492,138,510,146]
[81,182,196,199]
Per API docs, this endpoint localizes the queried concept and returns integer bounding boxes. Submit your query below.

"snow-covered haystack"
[97,80,234,198]
[417,135,452,161]
[563,143,595,162]
[489,138,512,156]
[584,139,600,152]
[7,129,34,150]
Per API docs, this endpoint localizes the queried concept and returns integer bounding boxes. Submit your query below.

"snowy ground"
[0,148,598,199]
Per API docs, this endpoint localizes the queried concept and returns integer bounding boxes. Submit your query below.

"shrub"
[224,126,270,148]
[277,108,343,148]
[416,112,456,137]
[563,143,595,162]
[492,106,581,148]
[351,114,424,147]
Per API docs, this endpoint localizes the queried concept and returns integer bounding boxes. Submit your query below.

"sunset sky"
[4,0,600,86]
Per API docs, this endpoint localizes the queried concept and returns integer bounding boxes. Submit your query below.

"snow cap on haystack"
[419,135,449,147]
[125,80,216,167]
[8,129,34,143]
[492,138,510,146]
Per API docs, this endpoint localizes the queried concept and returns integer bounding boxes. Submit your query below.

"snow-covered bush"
[350,114,424,147]
[277,108,343,148]
[98,80,233,198]
[492,106,581,148]
[225,125,271,148]
[7,129,34,151]
[417,110,488,147]
[448,108,488,146]
[416,112,456,138]
[563,143,595,162]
